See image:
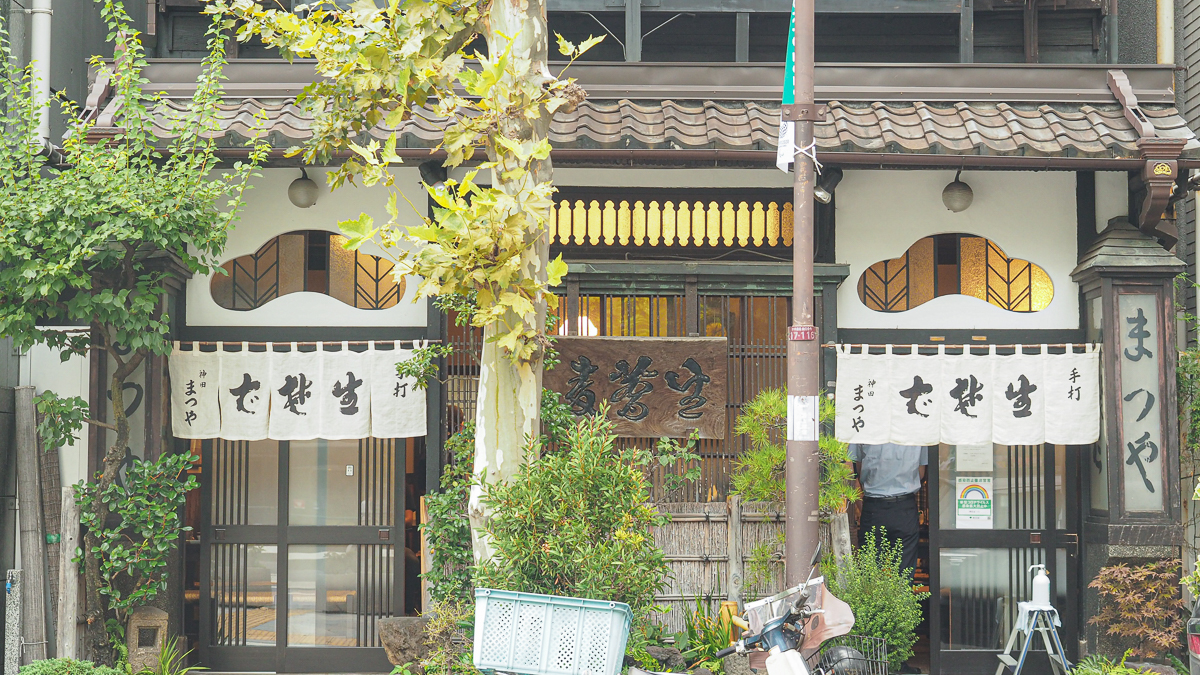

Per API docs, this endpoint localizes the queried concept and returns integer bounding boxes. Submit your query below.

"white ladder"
[994,608,1071,675]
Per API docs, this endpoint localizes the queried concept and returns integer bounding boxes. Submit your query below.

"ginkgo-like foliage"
[212,0,604,561]
[209,0,599,362]
[0,0,265,660]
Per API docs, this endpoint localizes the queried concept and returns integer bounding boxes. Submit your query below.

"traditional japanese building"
[4,0,1200,673]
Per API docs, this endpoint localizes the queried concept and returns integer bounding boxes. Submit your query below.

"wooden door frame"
[929,443,1081,675]
[197,438,403,674]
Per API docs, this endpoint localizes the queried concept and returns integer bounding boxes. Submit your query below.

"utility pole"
[783,0,821,586]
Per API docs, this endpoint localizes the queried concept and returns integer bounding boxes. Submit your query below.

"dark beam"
[1024,1,1039,63]
[550,0,965,12]
[625,0,641,61]
[959,0,974,62]
[977,0,1102,8]
[735,12,749,62]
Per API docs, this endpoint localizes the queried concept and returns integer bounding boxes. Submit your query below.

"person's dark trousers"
[858,493,920,579]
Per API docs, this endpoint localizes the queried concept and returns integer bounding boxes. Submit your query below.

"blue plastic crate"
[472,588,632,675]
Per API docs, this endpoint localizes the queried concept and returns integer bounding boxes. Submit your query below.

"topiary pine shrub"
[731,389,860,592]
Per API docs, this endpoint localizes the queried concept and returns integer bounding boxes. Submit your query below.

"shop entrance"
[926,443,1082,675]
[193,437,417,673]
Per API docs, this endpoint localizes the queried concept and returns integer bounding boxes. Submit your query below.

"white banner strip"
[835,344,1100,446]
[170,342,428,441]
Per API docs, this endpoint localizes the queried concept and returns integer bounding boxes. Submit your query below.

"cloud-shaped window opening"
[857,234,1053,313]
[211,230,405,311]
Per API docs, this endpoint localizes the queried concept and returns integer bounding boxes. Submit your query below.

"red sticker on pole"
[788,325,817,341]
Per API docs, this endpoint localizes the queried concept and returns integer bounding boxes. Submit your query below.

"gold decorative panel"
[858,234,1053,313]
[551,199,794,248]
[211,231,404,311]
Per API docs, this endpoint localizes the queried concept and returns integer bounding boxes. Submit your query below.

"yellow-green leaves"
[555,32,605,59]
[338,213,378,251]
[547,255,568,286]
[216,0,605,365]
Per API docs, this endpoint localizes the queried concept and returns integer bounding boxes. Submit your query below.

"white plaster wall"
[837,170,1080,330]
[1095,171,1128,231]
[185,167,428,327]
[19,339,90,487]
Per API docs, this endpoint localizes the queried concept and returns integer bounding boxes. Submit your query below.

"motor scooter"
[712,543,858,675]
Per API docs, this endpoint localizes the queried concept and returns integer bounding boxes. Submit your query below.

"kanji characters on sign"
[835,344,1099,446]
[170,342,428,441]
[1116,294,1165,511]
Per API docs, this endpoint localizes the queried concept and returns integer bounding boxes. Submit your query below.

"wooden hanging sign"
[544,336,728,439]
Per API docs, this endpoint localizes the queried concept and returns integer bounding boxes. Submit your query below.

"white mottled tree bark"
[467,0,554,562]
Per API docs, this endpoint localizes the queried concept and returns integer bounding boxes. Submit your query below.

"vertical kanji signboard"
[1116,292,1167,513]
[543,337,728,439]
[1072,220,1184,528]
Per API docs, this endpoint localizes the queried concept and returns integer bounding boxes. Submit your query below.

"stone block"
[126,606,168,675]
[378,616,431,669]
[724,652,756,675]
[645,646,685,672]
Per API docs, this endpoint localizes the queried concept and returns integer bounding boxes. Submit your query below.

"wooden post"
[726,495,743,604]
[959,0,974,63]
[14,386,47,663]
[419,496,431,612]
[37,425,60,641]
[624,0,641,62]
[56,488,80,660]
[1023,1,1039,63]
[829,511,852,568]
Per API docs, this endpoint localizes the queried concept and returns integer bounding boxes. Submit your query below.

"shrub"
[421,389,589,606]
[421,422,477,605]
[678,596,733,674]
[729,389,860,512]
[75,451,197,656]
[419,598,480,675]
[825,530,929,671]
[1088,559,1186,659]
[731,390,860,591]
[1071,650,1155,675]
[474,409,670,622]
[18,659,124,675]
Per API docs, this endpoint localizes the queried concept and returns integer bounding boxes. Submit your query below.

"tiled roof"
[123,96,1199,159]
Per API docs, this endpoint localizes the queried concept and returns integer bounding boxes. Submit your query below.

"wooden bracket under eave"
[1135,137,1190,248]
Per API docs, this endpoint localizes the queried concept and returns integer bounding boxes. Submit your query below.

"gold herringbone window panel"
[858,234,1053,313]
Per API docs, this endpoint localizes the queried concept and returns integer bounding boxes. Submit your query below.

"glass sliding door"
[929,444,1079,675]
[199,438,403,673]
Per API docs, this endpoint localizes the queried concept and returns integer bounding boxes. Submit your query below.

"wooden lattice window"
[857,234,1053,313]
[210,231,404,311]
[550,198,794,248]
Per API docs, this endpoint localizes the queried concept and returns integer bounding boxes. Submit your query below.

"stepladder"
[995,603,1071,675]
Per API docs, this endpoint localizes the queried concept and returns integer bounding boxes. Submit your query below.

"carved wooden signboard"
[544,337,728,439]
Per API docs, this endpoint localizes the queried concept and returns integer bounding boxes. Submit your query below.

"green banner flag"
[777,4,795,172]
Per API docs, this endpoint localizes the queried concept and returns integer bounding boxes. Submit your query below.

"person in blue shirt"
[848,443,927,578]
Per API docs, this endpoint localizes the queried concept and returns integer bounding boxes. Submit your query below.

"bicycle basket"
[804,635,888,675]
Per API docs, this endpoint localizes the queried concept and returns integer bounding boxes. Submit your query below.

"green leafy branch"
[74,452,198,656]
[208,0,603,363]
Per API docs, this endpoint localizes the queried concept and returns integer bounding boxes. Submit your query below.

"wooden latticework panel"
[443,292,790,502]
[551,199,794,249]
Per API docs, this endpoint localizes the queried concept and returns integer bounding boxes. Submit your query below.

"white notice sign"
[956,444,993,473]
[955,476,993,529]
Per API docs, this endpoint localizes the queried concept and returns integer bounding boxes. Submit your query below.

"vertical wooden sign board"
[544,337,728,439]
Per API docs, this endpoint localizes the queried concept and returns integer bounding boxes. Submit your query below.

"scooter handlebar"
[714,645,739,659]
